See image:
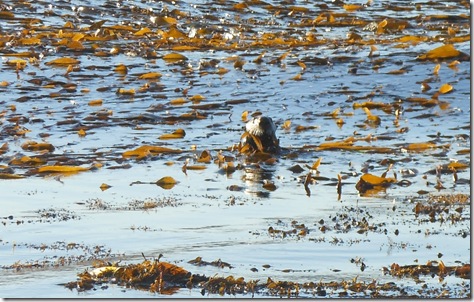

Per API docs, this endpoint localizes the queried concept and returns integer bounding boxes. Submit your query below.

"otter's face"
[243,116,279,153]
[246,116,277,137]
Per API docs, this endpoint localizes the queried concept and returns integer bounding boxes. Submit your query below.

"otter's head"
[246,116,277,137]
[242,116,279,153]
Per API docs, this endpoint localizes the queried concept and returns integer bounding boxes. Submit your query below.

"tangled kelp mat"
[64,257,470,298]
[2,188,470,297]
[57,192,471,298]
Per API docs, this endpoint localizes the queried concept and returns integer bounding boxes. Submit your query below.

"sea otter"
[241,116,280,154]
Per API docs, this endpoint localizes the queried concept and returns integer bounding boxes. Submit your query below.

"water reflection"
[242,163,276,198]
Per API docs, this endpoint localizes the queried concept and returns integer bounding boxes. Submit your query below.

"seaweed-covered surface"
[0,0,470,298]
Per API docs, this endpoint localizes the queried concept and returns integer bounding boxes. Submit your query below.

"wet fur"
[246,116,276,137]
[243,116,279,153]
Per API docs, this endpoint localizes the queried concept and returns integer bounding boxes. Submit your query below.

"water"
[0,0,470,298]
